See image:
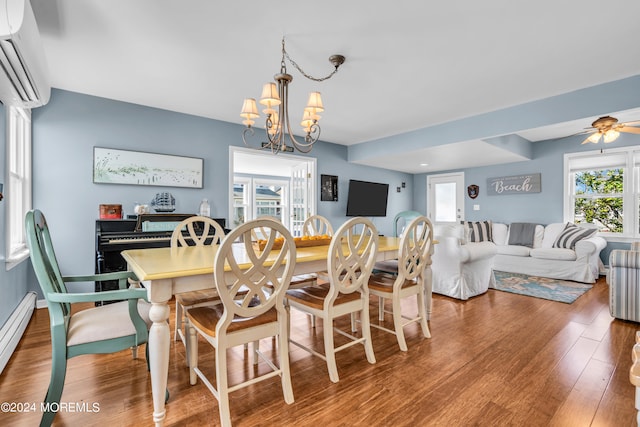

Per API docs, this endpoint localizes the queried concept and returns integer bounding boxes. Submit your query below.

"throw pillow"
[462,220,493,242]
[552,223,596,249]
[508,222,538,248]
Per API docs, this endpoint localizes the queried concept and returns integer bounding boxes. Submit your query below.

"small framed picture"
[321,174,338,201]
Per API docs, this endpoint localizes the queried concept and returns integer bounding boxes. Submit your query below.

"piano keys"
[95,213,227,305]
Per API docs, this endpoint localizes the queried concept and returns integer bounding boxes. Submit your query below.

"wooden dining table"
[121,236,403,427]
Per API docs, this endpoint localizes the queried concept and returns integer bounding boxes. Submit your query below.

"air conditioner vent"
[0,0,50,107]
[0,39,39,102]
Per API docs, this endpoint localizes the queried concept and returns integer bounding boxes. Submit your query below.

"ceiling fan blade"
[619,126,640,134]
[557,128,593,141]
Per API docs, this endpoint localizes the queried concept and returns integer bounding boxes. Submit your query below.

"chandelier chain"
[281,38,340,82]
[283,51,341,82]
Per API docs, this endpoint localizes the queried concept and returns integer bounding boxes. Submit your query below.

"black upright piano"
[95,213,227,304]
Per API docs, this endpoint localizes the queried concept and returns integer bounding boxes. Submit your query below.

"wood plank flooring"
[0,276,638,426]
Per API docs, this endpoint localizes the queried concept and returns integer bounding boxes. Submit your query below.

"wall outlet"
[473,204,480,211]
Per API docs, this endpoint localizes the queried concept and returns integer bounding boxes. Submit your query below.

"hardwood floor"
[1,276,638,426]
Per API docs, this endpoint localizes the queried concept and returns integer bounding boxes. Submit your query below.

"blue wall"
[412,132,640,263]
[2,83,634,322]
[27,89,412,295]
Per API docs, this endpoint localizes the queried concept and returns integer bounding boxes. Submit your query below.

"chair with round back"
[303,214,334,237]
[187,218,296,427]
[286,217,379,383]
[171,216,226,354]
[368,215,433,351]
[374,210,423,275]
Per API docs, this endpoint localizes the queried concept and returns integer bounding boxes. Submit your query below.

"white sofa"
[431,222,606,300]
[431,223,497,300]
[492,222,606,284]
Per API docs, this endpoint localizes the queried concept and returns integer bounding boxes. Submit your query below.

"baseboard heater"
[0,292,37,374]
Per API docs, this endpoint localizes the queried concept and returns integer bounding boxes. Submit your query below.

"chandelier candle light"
[241,38,345,153]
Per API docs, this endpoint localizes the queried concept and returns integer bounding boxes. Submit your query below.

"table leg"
[146,279,172,427]
[423,262,433,320]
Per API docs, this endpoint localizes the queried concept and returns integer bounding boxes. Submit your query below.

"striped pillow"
[552,223,596,249]
[462,220,493,242]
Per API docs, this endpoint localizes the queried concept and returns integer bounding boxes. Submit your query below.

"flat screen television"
[346,179,389,217]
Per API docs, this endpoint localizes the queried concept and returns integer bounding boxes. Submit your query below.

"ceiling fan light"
[603,129,620,143]
[587,132,602,143]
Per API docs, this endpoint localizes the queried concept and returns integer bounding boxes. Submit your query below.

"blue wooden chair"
[392,210,423,237]
[25,209,151,427]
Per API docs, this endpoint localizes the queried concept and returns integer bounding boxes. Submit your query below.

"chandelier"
[240,38,345,153]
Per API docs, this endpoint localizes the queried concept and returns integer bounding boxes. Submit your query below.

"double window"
[565,148,638,240]
[6,106,32,268]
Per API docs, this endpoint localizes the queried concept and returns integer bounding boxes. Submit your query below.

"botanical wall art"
[93,147,203,188]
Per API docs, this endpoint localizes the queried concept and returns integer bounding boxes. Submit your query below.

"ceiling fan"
[580,115,640,145]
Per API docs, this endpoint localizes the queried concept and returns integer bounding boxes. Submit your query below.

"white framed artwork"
[93,147,203,188]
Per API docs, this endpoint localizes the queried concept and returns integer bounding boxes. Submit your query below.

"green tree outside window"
[574,169,623,232]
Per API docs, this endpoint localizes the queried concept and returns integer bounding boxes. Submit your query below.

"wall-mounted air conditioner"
[0,0,50,108]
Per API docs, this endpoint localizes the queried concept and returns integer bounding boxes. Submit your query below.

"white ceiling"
[29,0,640,174]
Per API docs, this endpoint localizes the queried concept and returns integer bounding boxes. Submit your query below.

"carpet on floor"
[492,270,592,304]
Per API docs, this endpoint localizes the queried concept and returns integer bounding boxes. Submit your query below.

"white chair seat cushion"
[497,245,531,257]
[67,300,151,346]
[530,248,577,261]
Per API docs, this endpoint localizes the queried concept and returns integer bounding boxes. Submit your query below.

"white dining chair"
[368,215,433,351]
[286,216,379,383]
[187,218,296,427]
[171,216,226,360]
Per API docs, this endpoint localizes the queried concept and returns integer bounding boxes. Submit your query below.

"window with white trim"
[6,106,32,268]
[565,148,637,239]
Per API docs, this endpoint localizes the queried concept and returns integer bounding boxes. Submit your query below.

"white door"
[290,162,311,236]
[229,147,316,232]
[427,172,465,224]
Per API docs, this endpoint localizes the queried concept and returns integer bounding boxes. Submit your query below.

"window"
[233,177,289,228]
[232,178,250,228]
[6,107,32,268]
[565,149,635,239]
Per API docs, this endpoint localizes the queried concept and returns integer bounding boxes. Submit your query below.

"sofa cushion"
[492,223,508,246]
[497,245,531,257]
[552,223,597,250]
[541,223,568,248]
[462,220,493,242]
[532,225,545,248]
[530,247,577,261]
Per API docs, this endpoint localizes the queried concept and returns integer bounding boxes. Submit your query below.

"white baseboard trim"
[36,298,47,309]
[0,292,37,375]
